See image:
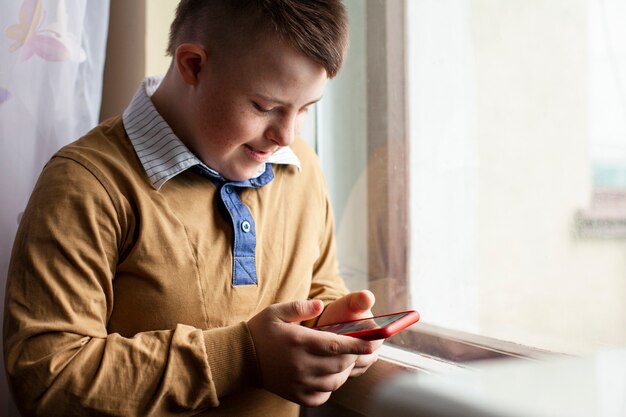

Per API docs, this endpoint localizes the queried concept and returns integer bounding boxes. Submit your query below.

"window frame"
[364,0,410,314]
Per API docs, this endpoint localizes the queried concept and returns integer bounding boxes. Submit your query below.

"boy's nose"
[268,116,296,147]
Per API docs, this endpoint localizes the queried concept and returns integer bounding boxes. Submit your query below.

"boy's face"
[185,36,328,181]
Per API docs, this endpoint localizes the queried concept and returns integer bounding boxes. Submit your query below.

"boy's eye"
[252,102,272,113]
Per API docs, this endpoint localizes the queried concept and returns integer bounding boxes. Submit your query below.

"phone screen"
[315,312,410,335]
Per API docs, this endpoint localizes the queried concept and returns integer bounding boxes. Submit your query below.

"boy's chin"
[224,165,264,182]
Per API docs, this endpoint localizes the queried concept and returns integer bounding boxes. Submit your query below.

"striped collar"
[122,76,301,190]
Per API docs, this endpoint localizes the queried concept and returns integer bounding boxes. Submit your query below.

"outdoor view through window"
[322,0,626,358]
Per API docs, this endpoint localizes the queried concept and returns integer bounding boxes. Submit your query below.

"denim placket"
[214,164,275,286]
[220,184,258,285]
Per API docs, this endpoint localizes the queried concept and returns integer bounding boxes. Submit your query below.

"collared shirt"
[122,77,302,285]
[122,76,301,190]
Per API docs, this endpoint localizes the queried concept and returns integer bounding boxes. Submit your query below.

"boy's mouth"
[244,144,274,163]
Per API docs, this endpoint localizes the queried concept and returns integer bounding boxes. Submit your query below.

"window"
[319,0,626,359]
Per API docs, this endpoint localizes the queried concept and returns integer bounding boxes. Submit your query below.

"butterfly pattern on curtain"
[1,0,88,106]
[4,0,86,62]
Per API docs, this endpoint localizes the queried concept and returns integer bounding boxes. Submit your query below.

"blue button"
[224,185,233,193]
[241,220,251,233]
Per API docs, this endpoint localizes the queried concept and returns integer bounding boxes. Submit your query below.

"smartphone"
[314,310,420,340]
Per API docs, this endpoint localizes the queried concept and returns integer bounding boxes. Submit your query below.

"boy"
[3,1,382,416]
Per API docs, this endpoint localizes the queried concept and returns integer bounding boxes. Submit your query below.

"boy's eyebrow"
[255,93,323,108]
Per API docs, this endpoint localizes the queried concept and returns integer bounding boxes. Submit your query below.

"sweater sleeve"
[3,156,254,416]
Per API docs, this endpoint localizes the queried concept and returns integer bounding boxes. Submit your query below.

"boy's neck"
[150,70,194,149]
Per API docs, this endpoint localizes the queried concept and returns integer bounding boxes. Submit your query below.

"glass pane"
[407,0,626,355]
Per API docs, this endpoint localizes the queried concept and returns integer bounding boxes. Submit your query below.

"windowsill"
[306,344,626,417]
[369,347,626,417]
[386,322,556,363]
[303,324,558,417]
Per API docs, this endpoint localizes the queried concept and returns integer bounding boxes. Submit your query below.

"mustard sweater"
[3,116,348,416]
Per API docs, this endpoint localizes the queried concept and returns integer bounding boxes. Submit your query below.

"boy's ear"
[174,43,207,85]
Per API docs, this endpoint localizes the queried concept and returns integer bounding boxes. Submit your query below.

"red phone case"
[315,310,420,340]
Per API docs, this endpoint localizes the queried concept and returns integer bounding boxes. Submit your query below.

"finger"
[353,340,381,367]
[350,358,377,378]
[303,353,359,377]
[350,365,370,378]
[316,290,376,327]
[298,391,333,408]
[350,347,381,377]
[348,290,375,314]
[272,299,324,324]
[300,361,355,393]
[353,351,379,369]
[304,330,374,356]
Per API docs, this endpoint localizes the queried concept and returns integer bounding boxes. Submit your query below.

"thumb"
[273,299,324,323]
[347,290,376,314]
[315,290,377,327]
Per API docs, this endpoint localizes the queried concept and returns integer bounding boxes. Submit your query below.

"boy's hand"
[316,290,384,378]
[248,299,374,407]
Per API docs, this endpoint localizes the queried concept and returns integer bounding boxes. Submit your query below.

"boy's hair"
[167,0,348,78]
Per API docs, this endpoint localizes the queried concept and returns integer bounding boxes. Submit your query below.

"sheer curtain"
[0,1,109,414]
